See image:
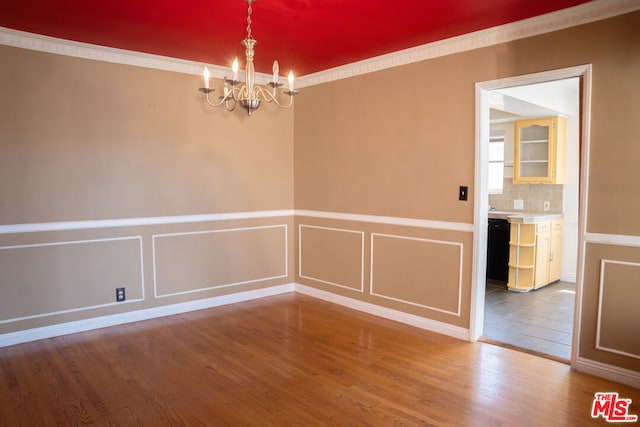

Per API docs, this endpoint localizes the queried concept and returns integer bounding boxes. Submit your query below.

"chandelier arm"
[204,91,228,108]
[239,85,250,102]
[228,85,242,101]
[272,96,294,108]
[256,86,294,108]
[201,87,240,111]
[224,97,238,111]
[254,86,276,102]
[276,96,294,108]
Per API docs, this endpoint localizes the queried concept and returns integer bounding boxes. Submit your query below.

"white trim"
[0,235,140,251]
[4,277,638,390]
[471,65,593,359]
[297,0,640,87]
[0,236,145,324]
[0,210,294,235]
[473,64,593,92]
[296,210,473,232]
[0,284,294,348]
[295,284,469,341]
[0,282,471,348]
[3,1,635,88]
[298,224,365,293]
[0,26,274,83]
[574,357,640,389]
[152,225,288,298]
[470,78,491,341]
[596,259,640,360]
[370,233,463,317]
[0,210,471,235]
[585,232,640,248]
[573,64,593,367]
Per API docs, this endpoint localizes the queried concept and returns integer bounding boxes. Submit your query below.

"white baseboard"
[294,283,470,341]
[0,283,295,348]
[561,271,577,283]
[574,357,640,389]
[1,282,470,347]
[4,283,639,391]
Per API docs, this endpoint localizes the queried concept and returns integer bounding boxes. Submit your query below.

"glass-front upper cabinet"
[513,116,566,184]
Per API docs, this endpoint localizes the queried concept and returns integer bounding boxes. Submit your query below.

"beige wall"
[0,45,295,334]
[0,45,293,223]
[294,11,640,372]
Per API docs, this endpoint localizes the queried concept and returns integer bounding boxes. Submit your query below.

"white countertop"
[488,210,564,223]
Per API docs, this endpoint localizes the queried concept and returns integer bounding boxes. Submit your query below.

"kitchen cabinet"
[514,116,566,184]
[549,220,563,282]
[533,222,551,288]
[508,219,563,291]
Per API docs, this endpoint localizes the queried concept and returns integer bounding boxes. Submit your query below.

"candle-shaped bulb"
[272,60,279,84]
[203,66,210,89]
[288,71,295,91]
[232,58,239,81]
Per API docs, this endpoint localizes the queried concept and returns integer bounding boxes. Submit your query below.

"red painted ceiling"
[0,0,592,76]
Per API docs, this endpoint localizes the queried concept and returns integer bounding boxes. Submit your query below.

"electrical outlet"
[513,199,524,210]
[543,201,550,211]
[459,186,468,201]
[116,287,126,302]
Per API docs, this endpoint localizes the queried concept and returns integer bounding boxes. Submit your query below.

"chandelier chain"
[246,2,253,40]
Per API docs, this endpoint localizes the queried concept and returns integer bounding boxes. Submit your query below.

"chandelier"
[199,0,299,116]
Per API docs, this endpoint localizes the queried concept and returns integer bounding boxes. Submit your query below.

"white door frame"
[470,64,592,366]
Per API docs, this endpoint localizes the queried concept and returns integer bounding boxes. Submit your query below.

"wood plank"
[1,293,638,426]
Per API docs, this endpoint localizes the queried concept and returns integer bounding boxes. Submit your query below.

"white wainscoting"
[152,224,289,298]
[0,236,144,324]
[596,259,640,360]
[370,233,464,317]
[298,224,365,292]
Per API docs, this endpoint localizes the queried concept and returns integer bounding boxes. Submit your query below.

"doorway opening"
[471,65,592,365]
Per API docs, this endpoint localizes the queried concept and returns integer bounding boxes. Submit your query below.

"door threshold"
[479,336,570,365]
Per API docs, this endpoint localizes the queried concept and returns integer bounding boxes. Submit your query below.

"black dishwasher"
[486,218,510,282]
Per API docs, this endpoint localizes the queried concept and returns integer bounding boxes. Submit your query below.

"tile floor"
[483,279,576,360]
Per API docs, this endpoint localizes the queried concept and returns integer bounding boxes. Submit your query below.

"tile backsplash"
[489,179,563,213]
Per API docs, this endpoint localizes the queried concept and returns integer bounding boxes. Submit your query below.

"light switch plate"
[459,186,468,201]
[514,199,524,210]
[544,201,550,211]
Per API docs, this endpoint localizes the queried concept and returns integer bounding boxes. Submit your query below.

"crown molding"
[0,26,215,74]
[1,0,638,87]
[297,0,640,88]
[0,26,273,83]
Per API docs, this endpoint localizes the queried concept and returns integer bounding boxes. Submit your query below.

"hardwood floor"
[1,293,638,426]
